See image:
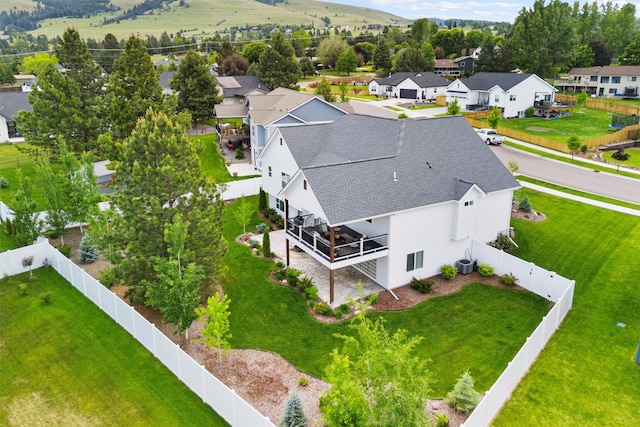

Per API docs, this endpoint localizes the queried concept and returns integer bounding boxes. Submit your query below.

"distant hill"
[1,0,412,40]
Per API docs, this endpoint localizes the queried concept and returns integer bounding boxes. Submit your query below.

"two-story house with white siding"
[257,114,520,303]
[554,66,640,98]
[445,72,557,118]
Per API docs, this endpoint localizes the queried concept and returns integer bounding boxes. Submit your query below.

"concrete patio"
[252,230,385,307]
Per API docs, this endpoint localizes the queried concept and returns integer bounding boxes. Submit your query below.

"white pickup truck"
[476,128,505,145]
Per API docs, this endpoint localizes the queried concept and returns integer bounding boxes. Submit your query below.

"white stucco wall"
[0,116,8,142]
[258,130,299,210]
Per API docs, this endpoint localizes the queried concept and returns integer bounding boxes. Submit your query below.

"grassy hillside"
[14,0,411,40]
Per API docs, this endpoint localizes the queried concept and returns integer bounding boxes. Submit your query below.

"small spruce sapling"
[79,234,99,264]
[445,370,480,413]
[279,390,308,427]
[519,196,532,212]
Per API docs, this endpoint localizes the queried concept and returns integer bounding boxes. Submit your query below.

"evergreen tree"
[445,370,479,414]
[103,109,227,298]
[262,230,271,257]
[170,49,221,128]
[256,31,302,90]
[280,391,307,427]
[101,33,121,74]
[258,187,267,213]
[393,46,428,72]
[373,37,392,74]
[79,234,99,263]
[106,35,169,142]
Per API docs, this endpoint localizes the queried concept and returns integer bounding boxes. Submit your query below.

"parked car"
[476,128,505,145]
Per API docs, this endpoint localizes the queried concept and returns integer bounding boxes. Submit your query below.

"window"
[509,94,516,101]
[268,166,272,177]
[518,110,525,118]
[281,172,290,188]
[276,199,284,211]
[303,180,307,190]
[279,138,283,145]
[494,95,500,103]
[612,76,621,84]
[544,94,552,102]
[590,76,598,82]
[464,200,474,206]
[600,76,609,83]
[628,76,637,82]
[406,251,424,272]
[609,88,617,94]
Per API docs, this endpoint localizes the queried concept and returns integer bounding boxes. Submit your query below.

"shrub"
[440,264,458,280]
[78,235,99,264]
[99,268,117,288]
[58,245,72,258]
[19,283,28,296]
[436,413,449,427]
[256,222,270,234]
[0,176,8,188]
[410,277,434,293]
[279,390,307,427]
[286,268,302,287]
[477,264,495,277]
[367,293,379,305]
[494,233,511,250]
[264,208,285,228]
[519,196,532,212]
[398,112,409,119]
[445,370,479,413]
[303,285,319,301]
[258,188,267,213]
[580,144,588,154]
[524,106,535,118]
[500,273,518,286]
[234,147,244,160]
[337,303,351,316]
[262,230,272,257]
[248,239,260,248]
[297,276,314,291]
[314,301,334,317]
[612,148,630,161]
[40,291,53,305]
[298,375,309,387]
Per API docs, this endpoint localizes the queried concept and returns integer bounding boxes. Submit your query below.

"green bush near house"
[440,264,458,280]
[477,264,495,277]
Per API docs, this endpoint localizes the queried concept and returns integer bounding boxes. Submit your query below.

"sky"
[326,0,636,24]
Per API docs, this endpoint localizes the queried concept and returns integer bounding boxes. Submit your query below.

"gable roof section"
[216,75,270,97]
[280,114,519,224]
[461,72,533,91]
[0,91,32,119]
[374,72,449,88]
[569,65,640,76]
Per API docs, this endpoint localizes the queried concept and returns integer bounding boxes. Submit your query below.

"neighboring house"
[92,160,116,194]
[554,66,640,98]
[332,99,399,119]
[258,114,519,302]
[159,71,174,95]
[434,59,460,77]
[454,54,475,76]
[215,75,269,105]
[0,91,31,142]
[246,87,348,167]
[445,72,557,118]
[368,72,450,100]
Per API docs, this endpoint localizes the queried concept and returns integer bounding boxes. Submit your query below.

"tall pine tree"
[103,108,227,299]
[256,30,302,90]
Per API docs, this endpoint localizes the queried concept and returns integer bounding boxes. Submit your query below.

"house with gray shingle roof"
[445,72,557,118]
[0,91,32,142]
[554,65,640,98]
[368,72,450,100]
[246,87,348,166]
[258,114,519,302]
[216,75,269,105]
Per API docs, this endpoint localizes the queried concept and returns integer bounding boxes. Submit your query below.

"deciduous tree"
[194,290,232,362]
[335,48,358,76]
[221,53,250,76]
[487,106,502,129]
[567,134,581,160]
[11,170,43,247]
[314,79,335,102]
[393,46,428,72]
[447,99,461,115]
[317,36,349,69]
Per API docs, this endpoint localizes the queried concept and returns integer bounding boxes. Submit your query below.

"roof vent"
[393,172,398,182]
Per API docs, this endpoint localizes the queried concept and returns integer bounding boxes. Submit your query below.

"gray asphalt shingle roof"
[460,72,533,91]
[374,72,449,88]
[280,114,519,225]
[0,91,32,119]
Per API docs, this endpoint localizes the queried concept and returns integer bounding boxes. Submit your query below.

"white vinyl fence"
[0,240,275,427]
[461,240,575,427]
[219,178,261,201]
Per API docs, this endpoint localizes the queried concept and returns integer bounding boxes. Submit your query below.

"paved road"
[489,144,640,204]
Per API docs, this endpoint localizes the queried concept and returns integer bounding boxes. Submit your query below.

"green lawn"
[221,196,549,397]
[0,268,228,426]
[601,147,640,168]
[0,143,49,207]
[493,189,640,426]
[496,108,614,142]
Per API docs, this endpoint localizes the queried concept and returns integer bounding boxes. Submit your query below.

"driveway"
[489,144,640,204]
